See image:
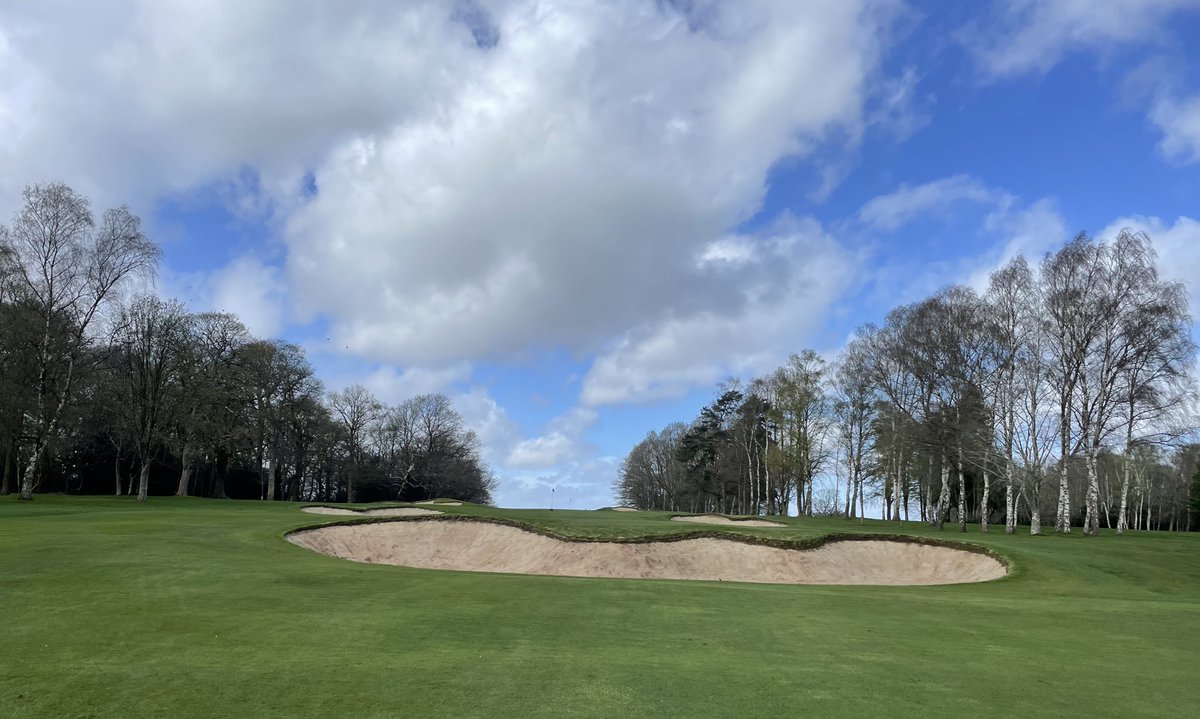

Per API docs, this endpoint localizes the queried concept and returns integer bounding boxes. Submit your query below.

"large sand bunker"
[300,506,443,517]
[671,515,785,528]
[288,519,1006,585]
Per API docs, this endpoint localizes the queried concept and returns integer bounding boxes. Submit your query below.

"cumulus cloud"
[507,407,598,468]
[581,216,854,405]
[160,256,288,338]
[279,1,897,371]
[0,0,912,407]
[354,363,473,406]
[964,0,1200,79]
[1150,93,1200,163]
[0,1,465,214]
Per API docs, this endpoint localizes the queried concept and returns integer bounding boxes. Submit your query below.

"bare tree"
[769,351,831,516]
[328,384,383,503]
[2,183,159,500]
[113,296,192,501]
[173,312,250,497]
[833,341,877,521]
[1109,235,1196,532]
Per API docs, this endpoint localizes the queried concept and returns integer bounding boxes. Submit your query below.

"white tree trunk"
[136,461,150,502]
[1055,460,1071,533]
[980,470,990,532]
[1004,463,1016,534]
[956,445,967,532]
[1083,447,1100,535]
[936,458,950,529]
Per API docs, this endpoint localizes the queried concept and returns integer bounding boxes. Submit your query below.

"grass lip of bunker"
[670,514,786,528]
[300,506,444,517]
[286,515,1008,586]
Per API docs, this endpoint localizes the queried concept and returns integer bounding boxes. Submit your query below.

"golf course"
[2,497,1197,718]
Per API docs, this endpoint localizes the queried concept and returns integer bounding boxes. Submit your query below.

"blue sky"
[2,1,1199,509]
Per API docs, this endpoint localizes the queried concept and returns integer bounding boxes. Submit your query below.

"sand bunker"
[288,519,1005,585]
[300,506,443,517]
[416,500,463,506]
[671,515,785,528]
[612,507,638,512]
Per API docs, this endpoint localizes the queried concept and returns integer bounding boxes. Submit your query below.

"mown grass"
[2,496,1197,718]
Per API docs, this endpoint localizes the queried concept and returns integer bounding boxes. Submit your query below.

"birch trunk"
[1055,458,1071,533]
[1004,463,1016,534]
[114,455,123,496]
[1055,395,1071,532]
[844,468,854,518]
[136,461,150,502]
[956,444,967,532]
[892,460,902,522]
[936,456,950,530]
[980,470,990,532]
[858,469,865,524]
[1083,447,1100,535]
[1116,446,1132,535]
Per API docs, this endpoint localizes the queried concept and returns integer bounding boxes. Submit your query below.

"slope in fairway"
[2,496,1199,719]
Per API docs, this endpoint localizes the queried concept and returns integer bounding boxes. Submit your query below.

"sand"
[300,506,443,517]
[671,515,785,528]
[611,507,638,512]
[416,500,463,506]
[288,519,1006,585]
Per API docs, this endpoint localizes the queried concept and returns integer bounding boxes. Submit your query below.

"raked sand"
[288,519,1006,585]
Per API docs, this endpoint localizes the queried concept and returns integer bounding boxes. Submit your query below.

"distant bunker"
[288,518,1006,586]
[300,506,443,517]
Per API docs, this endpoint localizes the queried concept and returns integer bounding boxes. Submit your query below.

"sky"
[2,0,1199,509]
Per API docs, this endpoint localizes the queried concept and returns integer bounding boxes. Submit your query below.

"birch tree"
[2,183,160,500]
[769,351,831,516]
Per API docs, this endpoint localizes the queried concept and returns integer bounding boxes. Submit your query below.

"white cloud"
[581,217,853,405]
[355,363,473,406]
[853,178,1068,306]
[507,407,598,468]
[160,256,288,338]
[454,385,523,470]
[965,0,1200,79]
[1098,215,1200,310]
[1150,93,1200,163]
[968,198,1070,289]
[0,1,914,412]
[276,1,896,368]
[857,174,1006,231]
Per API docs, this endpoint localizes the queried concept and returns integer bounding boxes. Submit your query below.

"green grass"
[2,497,1198,718]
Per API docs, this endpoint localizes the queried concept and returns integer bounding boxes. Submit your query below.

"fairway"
[2,498,1198,718]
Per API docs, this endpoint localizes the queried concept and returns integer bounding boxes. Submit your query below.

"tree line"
[0,183,495,504]
[617,231,1200,533]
